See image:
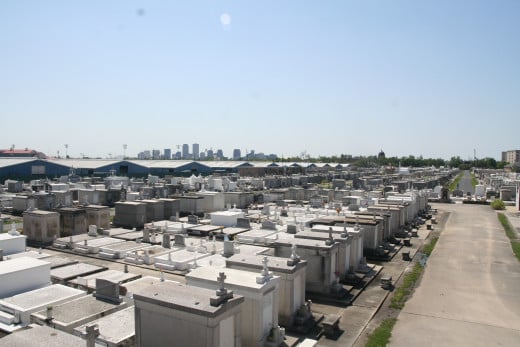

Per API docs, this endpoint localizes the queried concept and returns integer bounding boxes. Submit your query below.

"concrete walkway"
[389,204,520,347]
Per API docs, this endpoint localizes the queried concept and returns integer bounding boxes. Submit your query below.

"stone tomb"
[31,286,129,333]
[0,323,86,347]
[114,202,146,229]
[187,265,285,347]
[98,241,149,259]
[311,224,364,272]
[124,245,172,265]
[0,284,85,332]
[69,269,141,293]
[22,210,60,245]
[50,262,107,284]
[226,254,308,328]
[133,280,244,347]
[0,231,26,256]
[57,207,87,237]
[84,204,111,230]
[273,238,342,295]
[295,229,352,280]
[72,237,125,254]
[0,257,51,298]
[154,248,211,271]
[74,306,135,347]
[210,210,245,228]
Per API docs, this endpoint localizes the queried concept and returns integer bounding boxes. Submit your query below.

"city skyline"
[1,1,519,160]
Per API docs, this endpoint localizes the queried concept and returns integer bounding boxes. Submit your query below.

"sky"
[1,1,519,160]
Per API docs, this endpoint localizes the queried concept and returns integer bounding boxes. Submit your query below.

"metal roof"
[49,159,122,169]
[0,158,37,168]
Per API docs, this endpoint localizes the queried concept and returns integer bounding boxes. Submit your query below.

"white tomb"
[187,263,285,347]
[0,257,51,298]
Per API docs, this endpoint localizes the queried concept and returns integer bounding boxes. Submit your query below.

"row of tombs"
[0,193,433,346]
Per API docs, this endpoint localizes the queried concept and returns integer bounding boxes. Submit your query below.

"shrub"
[491,199,505,210]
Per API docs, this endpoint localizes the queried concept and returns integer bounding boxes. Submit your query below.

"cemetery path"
[458,170,475,195]
[388,203,520,347]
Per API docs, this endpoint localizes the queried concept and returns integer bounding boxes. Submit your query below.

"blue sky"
[1,1,519,160]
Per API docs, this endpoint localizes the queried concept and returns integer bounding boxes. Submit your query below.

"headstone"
[94,278,122,304]
[262,219,277,230]
[286,224,297,234]
[188,215,199,225]
[162,233,171,248]
[174,234,186,247]
[88,225,98,236]
[236,217,251,229]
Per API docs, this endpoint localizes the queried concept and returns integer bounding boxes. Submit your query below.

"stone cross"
[86,324,100,347]
[217,272,227,294]
[290,244,299,261]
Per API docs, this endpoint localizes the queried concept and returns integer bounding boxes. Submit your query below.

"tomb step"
[0,320,22,334]
[0,310,15,325]
[99,251,117,259]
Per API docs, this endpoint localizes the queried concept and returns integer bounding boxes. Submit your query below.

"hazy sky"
[1,1,519,160]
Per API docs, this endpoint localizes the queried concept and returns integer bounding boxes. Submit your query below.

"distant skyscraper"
[163,148,171,160]
[152,149,161,160]
[182,144,189,159]
[233,149,241,160]
[207,149,214,158]
[193,143,200,160]
[216,149,223,159]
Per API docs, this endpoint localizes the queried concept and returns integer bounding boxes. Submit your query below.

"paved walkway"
[389,204,520,347]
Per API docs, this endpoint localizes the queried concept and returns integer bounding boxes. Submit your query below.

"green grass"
[389,262,423,309]
[422,237,438,256]
[491,199,506,210]
[471,173,478,188]
[498,213,516,239]
[448,172,464,192]
[365,318,397,347]
[497,213,520,262]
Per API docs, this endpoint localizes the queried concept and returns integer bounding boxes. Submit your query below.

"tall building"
[182,144,189,159]
[152,150,161,160]
[233,149,241,160]
[192,143,199,160]
[163,148,171,160]
[216,149,224,159]
[207,149,214,158]
[502,150,520,165]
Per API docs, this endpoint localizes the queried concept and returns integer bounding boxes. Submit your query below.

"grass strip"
[389,262,423,309]
[471,173,478,188]
[422,237,438,256]
[497,213,520,261]
[365,318,397,347]
[448,172,464,192]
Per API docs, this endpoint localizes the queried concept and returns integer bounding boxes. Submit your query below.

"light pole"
[123,144,127,159]
[64,144,68,159]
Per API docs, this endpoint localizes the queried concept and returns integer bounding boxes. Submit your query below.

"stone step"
[0,310,15,325]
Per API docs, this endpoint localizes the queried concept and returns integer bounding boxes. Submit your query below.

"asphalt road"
[388,204,520,346]
[457,170,475,195]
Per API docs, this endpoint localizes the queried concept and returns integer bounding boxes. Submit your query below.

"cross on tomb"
[217,272,226,292]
